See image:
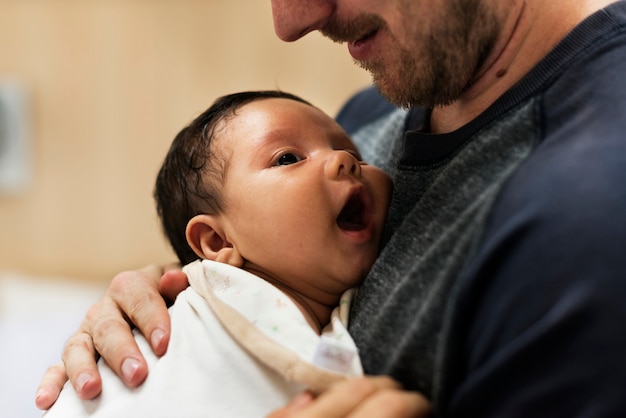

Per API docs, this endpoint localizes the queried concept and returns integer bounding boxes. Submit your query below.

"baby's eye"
[275,153,303,166]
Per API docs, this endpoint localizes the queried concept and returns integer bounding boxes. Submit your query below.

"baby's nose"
[325,150,361,179]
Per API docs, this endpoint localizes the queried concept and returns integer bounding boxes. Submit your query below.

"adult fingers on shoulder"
[82,268,173,388]
[37,266,172,406]
[35,361,70,410]
[107,267,172,356]
[61,330,103,401]
[158,265,189,304]
[67,267,170,393]
[80,295,149,390]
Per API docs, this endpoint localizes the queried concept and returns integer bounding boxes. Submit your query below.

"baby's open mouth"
[337,190,368,231]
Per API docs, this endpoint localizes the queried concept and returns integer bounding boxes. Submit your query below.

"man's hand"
[35,264,189,410]
[267,376,430,418]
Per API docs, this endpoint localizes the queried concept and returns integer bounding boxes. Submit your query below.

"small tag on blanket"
[312,335,357,374]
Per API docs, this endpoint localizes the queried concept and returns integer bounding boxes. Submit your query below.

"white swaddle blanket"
[44,259,362,417]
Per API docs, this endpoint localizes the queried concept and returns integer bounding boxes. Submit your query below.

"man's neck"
[430,0,616,134]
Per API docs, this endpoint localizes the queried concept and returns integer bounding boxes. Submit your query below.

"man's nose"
[271,0,334,42]
[325,150,362,179]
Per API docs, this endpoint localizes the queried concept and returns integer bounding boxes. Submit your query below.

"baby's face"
[213,98,392,295]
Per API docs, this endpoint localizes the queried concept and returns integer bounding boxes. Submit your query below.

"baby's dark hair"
[154,90,313,265]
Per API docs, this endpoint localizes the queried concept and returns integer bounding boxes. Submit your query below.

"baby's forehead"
[236,97,324,119]
[220,98,351,143]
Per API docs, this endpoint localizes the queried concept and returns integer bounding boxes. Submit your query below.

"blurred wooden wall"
[0,0,372,282]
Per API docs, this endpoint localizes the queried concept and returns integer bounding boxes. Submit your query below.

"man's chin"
[370,76,420,109]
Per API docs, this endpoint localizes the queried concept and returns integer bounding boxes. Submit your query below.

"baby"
[44,90,392,417]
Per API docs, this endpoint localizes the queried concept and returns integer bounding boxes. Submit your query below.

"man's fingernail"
[76,373,92,392]
[151,328,166,351]
[35,388,49,408]
[121,358,141,384]
[289,392,314,410]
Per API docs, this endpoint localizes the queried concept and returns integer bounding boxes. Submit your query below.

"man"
[37,1,626,416]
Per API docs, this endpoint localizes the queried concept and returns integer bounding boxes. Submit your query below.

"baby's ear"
[185,215,244,267]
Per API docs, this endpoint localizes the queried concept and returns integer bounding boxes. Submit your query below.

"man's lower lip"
[348,31,377,61]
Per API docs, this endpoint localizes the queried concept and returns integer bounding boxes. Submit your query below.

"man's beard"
[321,2,500,109]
